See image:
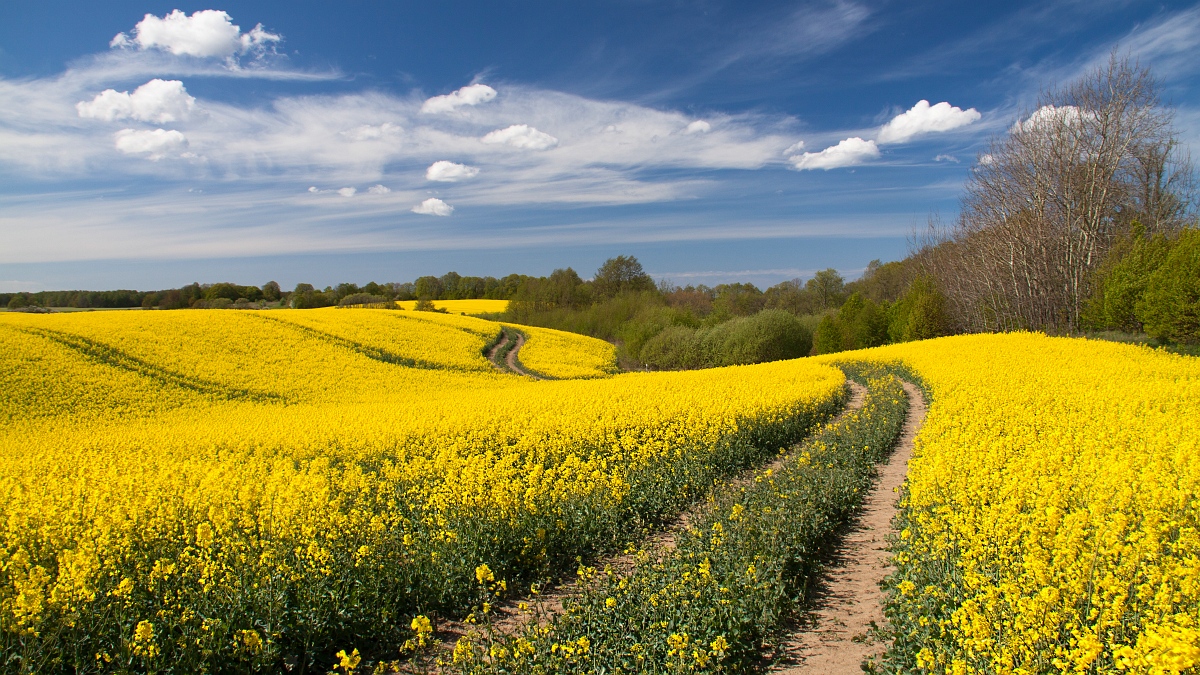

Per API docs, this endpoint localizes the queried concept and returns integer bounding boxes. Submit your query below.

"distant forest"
[5,56,1198,363]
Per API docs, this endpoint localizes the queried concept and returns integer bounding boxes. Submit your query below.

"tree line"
[913,55,1198,346]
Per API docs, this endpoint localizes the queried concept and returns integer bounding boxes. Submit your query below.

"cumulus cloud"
[337,187,357,197]
[426,160,480,182]
[420,84,497,114]
[77,79,196,123]
[685,120,711,134]
[367,184,391,194]
[877,100,981,144]
[790,137,880,170]
[110,10,280,60]
[411,197,453,216]
[784,141,806,156]
[1014,105,1090,133]
[114,128,189,159]
[481,124,559,150]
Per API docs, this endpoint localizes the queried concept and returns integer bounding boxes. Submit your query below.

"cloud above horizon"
[426,160,480,182]
[878,100,981,144]
[110,10,281,60]
[420,84,498,114]
[113,128,189,159]
[412,197,454,216]
[790,137,880,170]
[77,79,197,123]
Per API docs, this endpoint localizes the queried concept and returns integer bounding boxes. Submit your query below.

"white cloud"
[1014,105,1090,133]
[111,10,280,60]
[307,186,319,193]
[367,184,391,194]
[877,100,981,144]
[790,137,880,170]
[979,153,995,165]
[934,154,959,163]
[481,124,559,150]
[342,122,402,141]
[784,141,806,156]
[114,128,188,159]
[420,84,497,114]
[77,79,196,123]
[337,187,357,197]
[685,120,711,134]
[426,160,480,182]
[412,197,453,216]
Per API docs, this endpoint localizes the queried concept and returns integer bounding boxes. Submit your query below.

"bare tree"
[925,54,1194,333]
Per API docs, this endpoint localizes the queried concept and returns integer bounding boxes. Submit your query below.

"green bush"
[888,276,949,343]
[1086,227,1172,332]
[638,325,707,370]
[636,310,813,369]
[1138,228,1200,344]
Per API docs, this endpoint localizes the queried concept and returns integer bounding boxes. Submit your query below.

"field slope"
[0,308,844,673]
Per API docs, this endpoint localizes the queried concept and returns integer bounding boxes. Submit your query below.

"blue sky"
[2,1,1199,292]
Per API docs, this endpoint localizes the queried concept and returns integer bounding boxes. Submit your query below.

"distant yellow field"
[394,298,509,314]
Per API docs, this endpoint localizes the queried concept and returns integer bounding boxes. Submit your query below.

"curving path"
[485,328,540,379]
[770,381,927,673]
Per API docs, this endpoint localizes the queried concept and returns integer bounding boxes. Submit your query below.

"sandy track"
[485,328,539,379]
[769,381,926,674]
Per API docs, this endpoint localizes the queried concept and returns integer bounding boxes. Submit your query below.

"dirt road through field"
[770,381,926,674]
[481,380,868,638]
[486,328,539,379]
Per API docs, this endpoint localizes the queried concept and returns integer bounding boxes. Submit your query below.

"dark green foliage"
[413,298,447,313]
[1085,226,1172,332]
[1139,228,1200,344]
[592,255,655,300]
[806,268,846,310]
[812,293,890,355]
[888,276,949,343]
[636,310,813,369]
[337,293,391,307]
[710,282,765,318]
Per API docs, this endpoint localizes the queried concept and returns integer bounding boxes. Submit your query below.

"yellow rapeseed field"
[0,308,844,673]
[508,324,619,379]
[394,299,509,314]
[823,334,1200,674]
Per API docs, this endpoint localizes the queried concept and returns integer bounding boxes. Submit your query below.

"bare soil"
[769,381,927,674]
[485,329,539,379]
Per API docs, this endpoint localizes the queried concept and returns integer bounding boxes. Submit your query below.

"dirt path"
[477,381,868,639]
[770,381,927,674]
[485,331,510,369]
[485,328,539,379]
[504,331,537,379]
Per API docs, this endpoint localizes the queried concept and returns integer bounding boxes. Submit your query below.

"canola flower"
[822,334,1200,674]
[505,324,619,380]
[0,308,843,673]
[455,370,909,674]
[394,299,509,314]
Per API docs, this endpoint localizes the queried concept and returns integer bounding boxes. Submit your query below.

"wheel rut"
[769,381,927,674]
[471,381,868,640]
[485,327,539,379]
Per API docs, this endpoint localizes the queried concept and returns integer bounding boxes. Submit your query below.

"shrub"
[1138,228,1200,344]
[888,276,949,342]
